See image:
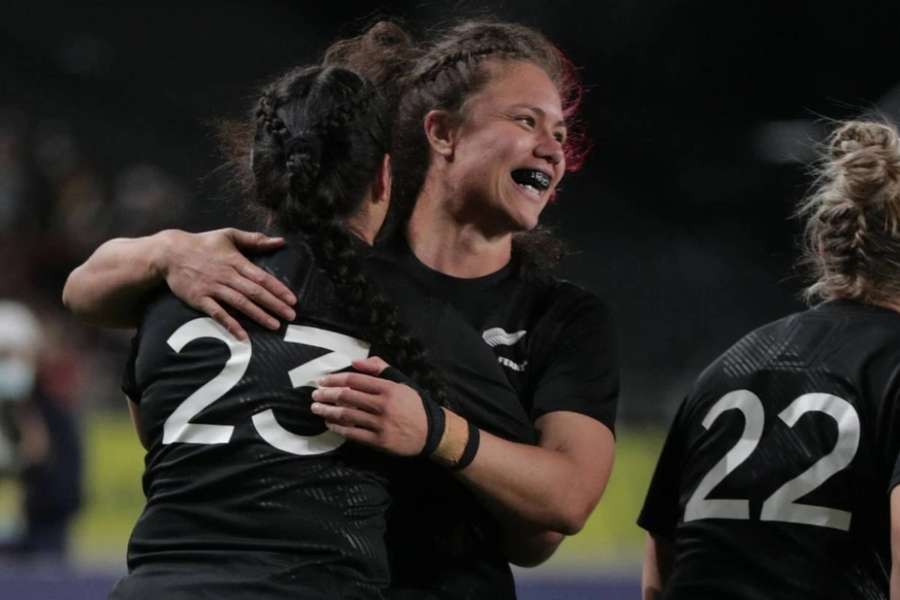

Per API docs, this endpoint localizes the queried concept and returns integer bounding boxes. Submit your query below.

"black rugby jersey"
[367,237,619,600]
[639,300,900,600]
[113,237,391,600]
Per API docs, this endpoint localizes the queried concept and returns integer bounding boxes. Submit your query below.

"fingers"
[318,372,390,394]
[197,297,248,341]
[312,387,383,414]
[244,266,296,306]
[226,229,286,252]
[228,265,296,321]
[322,422,380,446]
[310,401,380,430]
[211,284,281,331]
[351,356,390,375]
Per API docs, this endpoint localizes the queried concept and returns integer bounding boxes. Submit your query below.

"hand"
[158,228,297,340]
[310,357,428,456]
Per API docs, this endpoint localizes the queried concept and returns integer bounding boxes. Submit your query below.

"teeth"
[517,183,541,197]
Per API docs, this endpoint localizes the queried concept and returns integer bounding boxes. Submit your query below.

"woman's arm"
[642,533,674,600]
[126,397,150,451]
[63,228,296,339]
[458,409,614,536]
[311,364,614,536]
[891,486,900,600]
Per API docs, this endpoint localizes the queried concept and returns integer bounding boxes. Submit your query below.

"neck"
[872,297,900,315]
[344,197,381,246]
[406,178,512,278]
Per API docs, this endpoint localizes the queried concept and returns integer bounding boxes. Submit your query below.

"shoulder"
[251,237,317,285]
[526,278,615,342]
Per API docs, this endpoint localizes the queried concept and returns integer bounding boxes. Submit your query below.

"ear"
[423,110,457,159]
[372,153,392,205]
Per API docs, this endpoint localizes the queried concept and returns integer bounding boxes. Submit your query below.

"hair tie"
[284,131,323,162]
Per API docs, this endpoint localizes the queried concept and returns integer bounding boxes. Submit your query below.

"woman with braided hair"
[639,120,900,600]
[96,63,458,600]
[65,19,618,599]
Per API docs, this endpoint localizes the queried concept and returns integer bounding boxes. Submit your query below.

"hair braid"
[800,119,900,304]
[283,181,450,408]
[238,64,452,408]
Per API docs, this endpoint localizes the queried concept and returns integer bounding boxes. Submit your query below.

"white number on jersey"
[162,318,370,456]
[684,389,860,531]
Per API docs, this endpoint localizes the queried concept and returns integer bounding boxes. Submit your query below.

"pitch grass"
[0,413,664,568]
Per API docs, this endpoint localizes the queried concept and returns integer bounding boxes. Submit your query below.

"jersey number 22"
[684,389,860,531]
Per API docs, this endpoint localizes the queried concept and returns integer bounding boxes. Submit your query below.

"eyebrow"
[509,104,567,130]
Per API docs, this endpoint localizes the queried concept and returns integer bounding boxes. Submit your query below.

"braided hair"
[247,65,449,407]
[800,119,900,305]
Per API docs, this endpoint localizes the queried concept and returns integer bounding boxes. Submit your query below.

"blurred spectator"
[0,300,82,562]
[110,163,187,237]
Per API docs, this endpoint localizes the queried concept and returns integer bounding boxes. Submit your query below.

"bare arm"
[312,363,615,560]
[63,232,174,328]
[63,228,297,339]
[127,398,149,451]
[456,410,614,536]
[642,533,674,600]
[891,486,900,600]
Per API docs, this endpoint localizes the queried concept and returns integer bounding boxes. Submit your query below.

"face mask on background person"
[0,356,36,401]
[0,300,42,402]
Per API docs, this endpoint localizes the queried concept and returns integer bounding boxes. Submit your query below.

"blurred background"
[1,0,899,597]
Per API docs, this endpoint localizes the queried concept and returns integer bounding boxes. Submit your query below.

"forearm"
[456,434,591,534]
[641,534,672,600]
[449,414,613,535]
[499,520,564,567]
[63,232,170,327]
[891,564,900,600]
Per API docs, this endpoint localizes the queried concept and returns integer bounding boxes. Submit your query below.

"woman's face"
[444,60,567,234]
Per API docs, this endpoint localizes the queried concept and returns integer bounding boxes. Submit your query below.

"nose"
[536,134,564,168]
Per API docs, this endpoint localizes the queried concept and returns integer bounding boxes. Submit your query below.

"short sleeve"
[530,288,619,432]
[637,398,690,539]
[121,329,142,403]
[891,456,900,493]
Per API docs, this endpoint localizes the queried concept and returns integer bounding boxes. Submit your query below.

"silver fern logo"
[482,327,527,371]
[482,327,527,347]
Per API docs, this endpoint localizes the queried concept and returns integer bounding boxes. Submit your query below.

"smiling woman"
[419,60,567,236]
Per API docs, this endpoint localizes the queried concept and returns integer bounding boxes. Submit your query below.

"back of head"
[801,119,900,305]
[247,65,389,232]
[221,62,450,408]
[323,20,421,121]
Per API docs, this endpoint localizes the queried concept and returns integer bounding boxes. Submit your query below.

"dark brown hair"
[224,64,449,406]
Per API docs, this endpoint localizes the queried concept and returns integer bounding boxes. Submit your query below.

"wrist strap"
[379,366,445,457]
[419,394,446,457]
[449,421,480,471]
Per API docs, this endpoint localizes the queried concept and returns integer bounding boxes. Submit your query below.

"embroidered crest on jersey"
[482,327,528,371]
[482,327,527,347]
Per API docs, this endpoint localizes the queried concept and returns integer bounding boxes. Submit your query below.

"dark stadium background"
[1,1,898,597]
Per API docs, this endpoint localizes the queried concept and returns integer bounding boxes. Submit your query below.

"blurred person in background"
[639,120,900,600]
[64,19,618,599]
[0,300,82,562]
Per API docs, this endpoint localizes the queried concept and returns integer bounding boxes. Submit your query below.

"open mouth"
[511,168,551,198]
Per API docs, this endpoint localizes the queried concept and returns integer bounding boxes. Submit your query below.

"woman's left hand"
[310,357,429,456]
